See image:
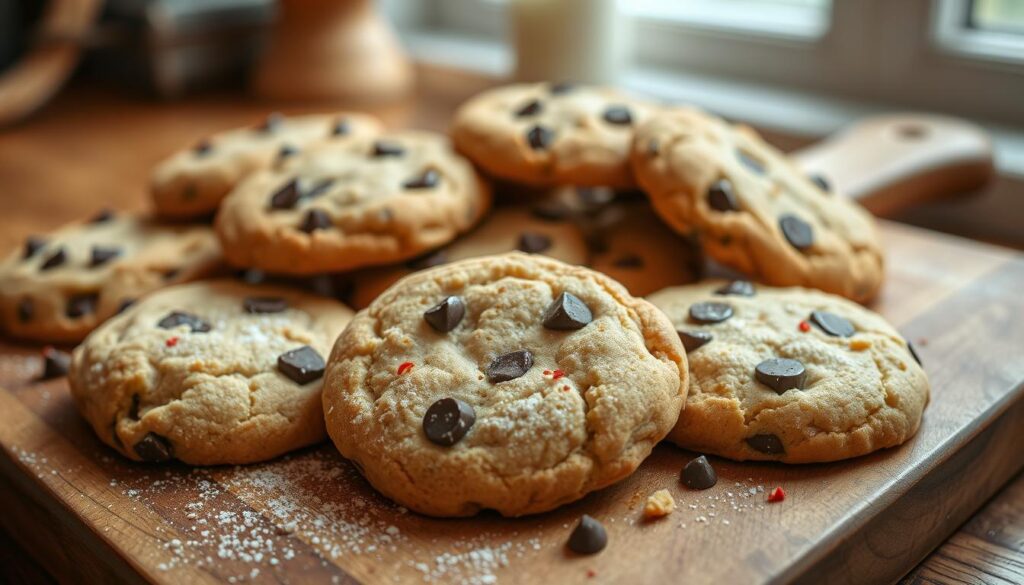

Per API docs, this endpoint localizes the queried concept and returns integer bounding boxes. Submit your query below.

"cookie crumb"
[642,489,676,519]
[848,339,871,351]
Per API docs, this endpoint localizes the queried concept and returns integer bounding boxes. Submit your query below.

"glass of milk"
[512,0,627,84]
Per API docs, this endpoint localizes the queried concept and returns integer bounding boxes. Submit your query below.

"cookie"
[0,211,222,342]
[151,112,383,219]
[215,130,492,275]
[451,83,656,188]
[69,280,354,465]
[347,205,588,309]
[631,107,884,303]
[647,280,929,463]
[323,253,687,517]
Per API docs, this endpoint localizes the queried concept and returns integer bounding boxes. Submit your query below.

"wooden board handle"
[791,114,995,217]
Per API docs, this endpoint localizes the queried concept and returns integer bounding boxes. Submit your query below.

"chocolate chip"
[258,112,283,133]
[567,515,606,555]
[305,178,334,199]
[277,346,326,384]
[681,455,717,489]
[715,280,755,297]
[526,125,554,150]
[331,118,350,136]
[737,150,766,174]
[269,178,301,210]
[746,433,785,455]
[23,236,46,259]
[89,245,121,268]
[244,297,288,314]
[17,298,33,322]
[134,432,173,462]
[424,296,465,333]
[515,99,542,117]
[66,293,98,318]
[602,105,632,125]
[678,330,712,352]
[40,347,70,380]
[486,350,533,383]
[707,180,740,212]
[689,301,732,324]
[612,254,644,268]
[278,144,299,159]
[755,358,806,394]
[549,82,575,94]
[89,208,115,224]
[779,214,814,250]
[403,169,440,190]
[542,292,592,330]
[372,140,405,157]
[300,209,332,233]
[810,310,855,337]
[423,398,475,446]
[157,311,211,333]
[40,247,66,270]
[194,141,213,156]
[907,340,922,366]
[531,201,572,222]
[517,232,552,254]
[810,174,830,192]
[406,250,448,271]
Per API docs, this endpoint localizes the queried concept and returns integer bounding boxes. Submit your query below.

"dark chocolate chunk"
[278,144,299,159]
[423,397,476,447]
[406,250,448,271]
[157,311,211,333]
[277,345,326,384]
[707,179,739,212]
[526,125,554,150]
[269,178,302,210]
[531,201,572,222]
[612,254,644,268]
[549,82,575,94]
[258,112,283,133]
[678,330,712,353]
[66,293,98,318]
[715,280,755,297]
[907,340,922,366]
[810,173,830,192]
[517,232,552,254]
[737,150,766,174]
[567,515,607,555]
[244,297,288,314]
[689,301,733,324]
[755,358,806,394]
[779,214,814,250]
[89,245,121,268]
[194,141,213,156]
[515,99,543,117]
[134,432,173,462]
[403,169,440,190]
[486,350,534,383]
[89,208,115,224]
[810,310,855,337]
[746,433,785,455]
[40,247,66,271]
[424,296,465,333]
[331,118,350,136]
[17,298,33,322]
[681,455,718,490]
[23,236,47,260]
[542,292,593,330]
[300,209,332,233]
[40,347,70,380]
[372,140,405,157]
[602,105,632,125]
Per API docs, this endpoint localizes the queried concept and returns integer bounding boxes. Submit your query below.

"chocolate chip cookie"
[70,280,354,465]
[151,112,382,219]
[647,281,929,463]
[215,130,492,275]
[323,253,687,516]
[347,205,588,309]
[631,108,884,303]
[451,83,656,188]
[0,211,222,342]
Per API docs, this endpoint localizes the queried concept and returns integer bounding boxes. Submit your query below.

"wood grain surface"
[1,67,1022,584]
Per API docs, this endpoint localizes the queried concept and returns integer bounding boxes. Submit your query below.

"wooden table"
[1,70,1022,584]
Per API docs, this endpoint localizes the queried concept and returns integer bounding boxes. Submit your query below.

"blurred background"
[0,0,1021,246]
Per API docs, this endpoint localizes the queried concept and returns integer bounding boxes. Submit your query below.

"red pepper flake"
[767,486,786,502]
[562,385,570,391]
[165,336,179,347]
[552,369,565,380]
[798,321,810,332]
[397,361,414,375]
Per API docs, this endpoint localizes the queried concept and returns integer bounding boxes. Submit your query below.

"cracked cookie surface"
[451,83,656,188]
[0,212,222,342]
[631,108,884,303]
[323,253,687,517]
[69,280,354,465]
[647,281,929,463]
[151,112,382,219]
[215,130,492,275]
